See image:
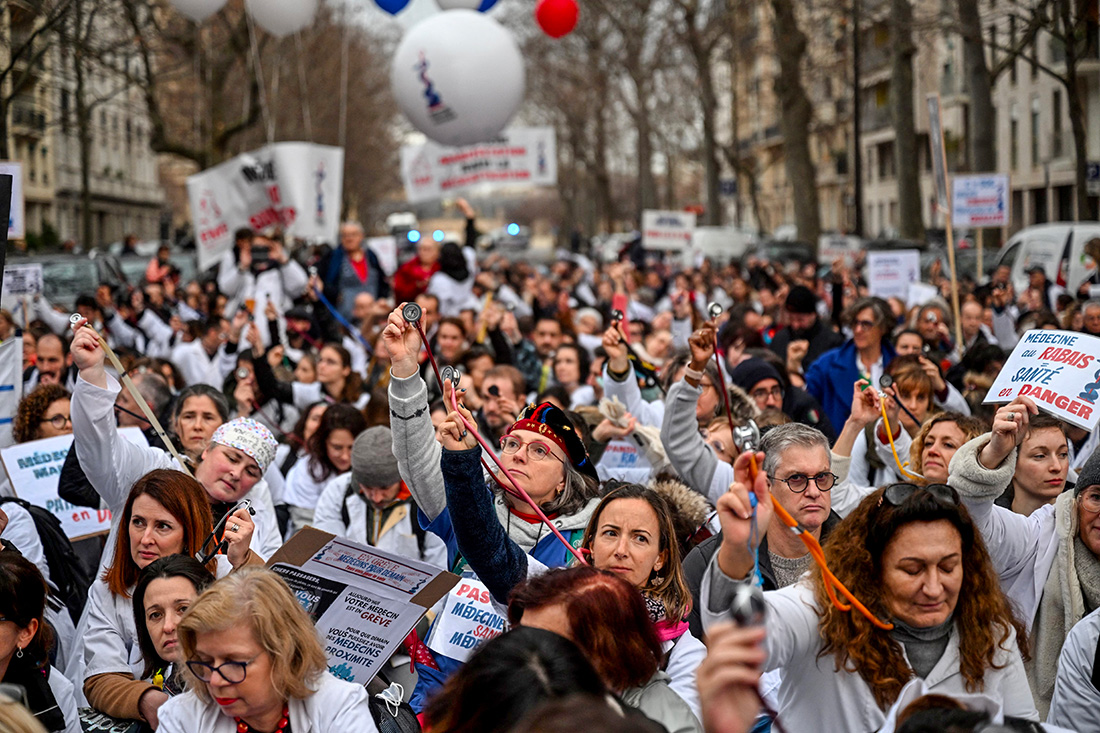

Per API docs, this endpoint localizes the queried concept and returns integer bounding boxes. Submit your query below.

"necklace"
[235,703,290,733]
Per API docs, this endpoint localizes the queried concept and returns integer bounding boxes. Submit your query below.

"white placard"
[0,339,20,449]
[399,127,557,204]
[0,161,25,239]
[426,576,507,663]
[906,282,940,309]
[3,264,42,297]
[952,175,1010,227]
[268,528,458,685]
[642,210,697,251]
[866,249,921,300]
[984,329,1100,430]
[0,428,148,539]
[187,142,345,271]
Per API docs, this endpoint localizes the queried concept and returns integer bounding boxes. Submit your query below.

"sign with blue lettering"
[952,174,1010,227]
[642,209,696,251]
[426,576,507,663]
[267,527,458,685]
[984,329,1100,430]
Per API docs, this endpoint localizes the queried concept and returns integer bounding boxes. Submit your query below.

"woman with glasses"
[698,449,1036,731]
[80,471,256,729]
[158,567,377,733]
[805,297,897,433]
[383,306,602,711]
[948,395,1100,717]
[438,397,708,721]
[0,552,80,733]
[12,384,72,443]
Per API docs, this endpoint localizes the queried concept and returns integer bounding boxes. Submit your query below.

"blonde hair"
[908,412,988,482]
[0,696,48,733]
[177,567,328,703]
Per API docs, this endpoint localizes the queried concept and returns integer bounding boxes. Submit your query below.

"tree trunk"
[633,83,659,217]
[770,0,821,249]
[595,102,614,231]
[890,0,925,240]
[1057,0,1088,219]
[74,2,94,250]
[0,104,9,160]
[958,0,995,173]
[698,59,722,225]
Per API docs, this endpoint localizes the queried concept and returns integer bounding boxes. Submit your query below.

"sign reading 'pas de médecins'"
[985,329,1100,431]
[187,142,345,271]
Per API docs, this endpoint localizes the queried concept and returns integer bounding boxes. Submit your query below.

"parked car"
[5,252,123,311]
[993,222,1100,295]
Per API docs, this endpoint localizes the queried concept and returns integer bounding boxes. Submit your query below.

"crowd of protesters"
[2,204,1100,733]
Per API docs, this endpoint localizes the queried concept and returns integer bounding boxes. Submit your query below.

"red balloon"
[536,0,578,39]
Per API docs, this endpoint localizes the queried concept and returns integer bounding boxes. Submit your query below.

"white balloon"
[245,0,319,37]
[390,10,524,147]
[169,0,227,23]
[436,0,482,9]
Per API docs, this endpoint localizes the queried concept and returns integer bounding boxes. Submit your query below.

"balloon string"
[411,320,588,566]
[745,453,894,631]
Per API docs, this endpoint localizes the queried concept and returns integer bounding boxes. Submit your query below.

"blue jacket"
[804,339,896,433]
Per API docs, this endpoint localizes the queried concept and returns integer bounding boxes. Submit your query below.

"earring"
[15,648,23,659]
[650,574,663,587]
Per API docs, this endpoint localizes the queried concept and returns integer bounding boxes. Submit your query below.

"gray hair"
[1082,299,1100,316]
[135,371,172,415]
[340,220,364,235]
[760,423,830,477]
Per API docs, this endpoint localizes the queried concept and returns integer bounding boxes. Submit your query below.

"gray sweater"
[660,379,730,505]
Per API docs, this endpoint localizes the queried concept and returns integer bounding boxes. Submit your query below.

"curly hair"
[812,486,1028,710]
[13,384,70,443]
[908,412,988,482]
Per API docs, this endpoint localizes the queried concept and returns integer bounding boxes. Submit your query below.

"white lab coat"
[158,671,379,733]
[217,252,309,347]
[70,373,283,564]
[169,339,235,389]
[1048,606,1100,731]
[45,665,81,733]
[312,474,448,571]
[699,563,1038,731]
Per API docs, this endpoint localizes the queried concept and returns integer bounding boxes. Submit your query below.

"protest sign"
[0,339,20,450]
[0,162,24,238]
[984,329,1100,431]
[267,528,458,685]
[867,249,921,300]
[0,428,148,539]
[400,127,557,204]
[3,263,41,297]
[642,210,697,251]
[426,576,508,663]
[952,174,1010,228]
[187,143,345,271]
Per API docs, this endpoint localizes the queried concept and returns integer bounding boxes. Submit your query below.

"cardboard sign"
[952,174,1010,228]
[0,338,20,450]
[426,576,507,662]
[399,127,557,204]
[984,329,1100,430]
[0,428,148,539]
[267,528,458,685]
[642,210,696,251]
[187,142,345,271]
[866,249,921,300]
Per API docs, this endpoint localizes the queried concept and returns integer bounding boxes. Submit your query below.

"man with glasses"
[682,423,842,637]
[805,297,897,433]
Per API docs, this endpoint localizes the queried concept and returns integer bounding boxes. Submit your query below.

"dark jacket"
[769,318,844,373]
[782,386,837,444]
[318,245,389,307]
[683,511,843,640]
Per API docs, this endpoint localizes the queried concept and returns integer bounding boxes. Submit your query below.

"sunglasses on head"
[881,482,959,507]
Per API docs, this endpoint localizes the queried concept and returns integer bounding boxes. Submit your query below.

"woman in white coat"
[159,567,378,733]
[949,394,1100,717]
[0,552,80,733]
[699,449,1037,732]
[82,470,259,728]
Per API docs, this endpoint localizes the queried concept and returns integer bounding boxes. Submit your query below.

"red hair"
[507,567,660,692]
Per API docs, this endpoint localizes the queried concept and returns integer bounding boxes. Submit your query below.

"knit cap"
[210,418,277,472]
[1076,443,1100,497]
[351,426,402,489]
[728,358,784,393]
[784,285,818,315]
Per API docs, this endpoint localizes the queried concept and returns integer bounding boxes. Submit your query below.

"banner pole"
[977,228,984,283]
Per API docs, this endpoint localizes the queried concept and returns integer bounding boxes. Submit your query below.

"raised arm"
[828,380,884,517]
[383,305,447,520]
[601,325,663,428]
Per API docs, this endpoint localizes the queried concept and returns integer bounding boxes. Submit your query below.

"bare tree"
[890,0,925,240]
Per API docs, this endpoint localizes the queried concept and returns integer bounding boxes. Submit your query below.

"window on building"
[1052,90,1063,158]
[1031,38,1039,79]
[1009,16,1018,83]
[878,140,895,180]
[1030,96,1040,168]
[989,26,998,66]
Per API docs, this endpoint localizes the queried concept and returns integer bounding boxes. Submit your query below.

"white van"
[994,223,1100,295]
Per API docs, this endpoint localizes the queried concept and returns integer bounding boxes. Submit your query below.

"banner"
[866,249,921,300]
[0,338,20,449]
[952,175,1010,227]
[426,576,507,663]
[984,329,1100,431]
[0,428,147,539]
[0,162,24,238]
[642,210,697,251]
[268,528,458,686]
[187,143,345,271]
[399,127,557,204]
